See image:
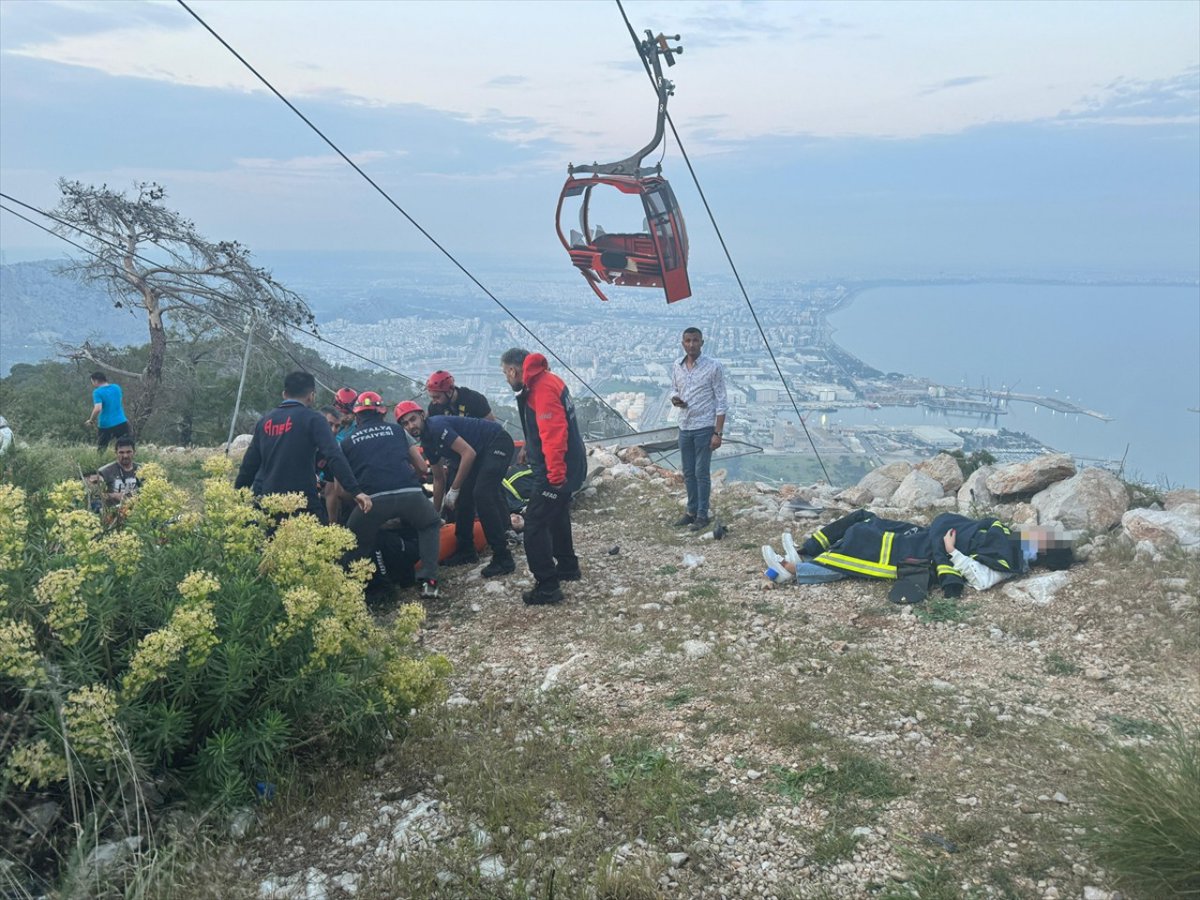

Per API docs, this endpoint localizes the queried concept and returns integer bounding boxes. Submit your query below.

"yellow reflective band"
[814,530,831,550]
[814,552,897,579]
[937,565,958,577]
[879,532,894,566]
[997,559,1011,569]
[992,520,1010,534]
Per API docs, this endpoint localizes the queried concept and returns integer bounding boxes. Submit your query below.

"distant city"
[3,253,1196,485]
[298,269,1135,482]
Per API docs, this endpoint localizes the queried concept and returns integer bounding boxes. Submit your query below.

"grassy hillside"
[10,458,1185,900]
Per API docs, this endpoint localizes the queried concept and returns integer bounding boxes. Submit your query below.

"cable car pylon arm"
[568,31,682,178]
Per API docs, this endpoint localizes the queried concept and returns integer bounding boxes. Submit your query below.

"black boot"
[480,549,516,578]
[443,546,480,567]
[522,583,564,606]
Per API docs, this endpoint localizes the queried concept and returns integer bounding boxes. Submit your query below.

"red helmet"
[425,370,455,394]
[353,391,386,414]
[334,387,358,411]
[394,400,423,421]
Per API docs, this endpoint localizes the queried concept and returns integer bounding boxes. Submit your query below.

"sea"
[827,283,1200,489]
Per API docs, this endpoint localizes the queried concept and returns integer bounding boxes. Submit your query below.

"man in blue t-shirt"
[86,371,131,451]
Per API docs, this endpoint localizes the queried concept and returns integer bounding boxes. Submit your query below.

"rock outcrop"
[1121,508,1200,555]
[1031,468,1128,531]
[986,453,1076,498]
[917,453,964,493]
[890,470,946,508]
[957,465,997,513]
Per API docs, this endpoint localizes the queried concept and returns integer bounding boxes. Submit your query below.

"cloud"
[486,74,529,87]
[0,0,187,48]
[1058,66,1200,125]
[232,150,399,173]
[919,75,991,96]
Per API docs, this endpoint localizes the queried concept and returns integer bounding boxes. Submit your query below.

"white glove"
[443,487,460,511]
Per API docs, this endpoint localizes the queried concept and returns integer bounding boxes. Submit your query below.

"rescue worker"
[762,511,1073,599]
[425,370,496,421]
[340,391,442,601]
[500,348,586,606]
[396,401,517,578]
[235,371,371,523]
[332,387,359,443]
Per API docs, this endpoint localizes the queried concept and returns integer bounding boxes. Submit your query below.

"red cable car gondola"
[555,30,691,304]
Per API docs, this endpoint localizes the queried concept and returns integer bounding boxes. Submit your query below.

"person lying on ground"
[761,510,1074,598]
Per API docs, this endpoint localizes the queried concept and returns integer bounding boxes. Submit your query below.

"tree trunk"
[138,305,167,436]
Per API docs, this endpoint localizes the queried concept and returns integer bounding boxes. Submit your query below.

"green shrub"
[0,457,450,888]
[948,449,996,478]
[1085,719,1200,897]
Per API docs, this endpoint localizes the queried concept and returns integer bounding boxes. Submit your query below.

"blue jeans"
[679,426,714,518]
[793,562,847,584]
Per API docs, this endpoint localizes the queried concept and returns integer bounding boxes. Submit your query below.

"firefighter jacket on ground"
[800,510,1027,595]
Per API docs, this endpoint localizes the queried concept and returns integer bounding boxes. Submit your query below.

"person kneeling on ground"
[98,436,141,505]
[338,391,442,601]
[396,401,517,578]
[761,510,1073,601]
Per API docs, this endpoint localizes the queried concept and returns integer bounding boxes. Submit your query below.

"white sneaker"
[782,533,801,566]
[761,545,793,583]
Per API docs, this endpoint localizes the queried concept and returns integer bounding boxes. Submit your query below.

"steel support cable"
[612,0,833,485]
[0,190,427,386]
[0,193,528,431]
[174,0,635,438]
[0,201,327,388]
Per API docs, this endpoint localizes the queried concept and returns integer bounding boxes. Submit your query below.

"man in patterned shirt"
[670,327,727,532]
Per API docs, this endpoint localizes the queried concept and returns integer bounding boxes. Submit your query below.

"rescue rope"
[613,0,834,485]
[174,0,635,438]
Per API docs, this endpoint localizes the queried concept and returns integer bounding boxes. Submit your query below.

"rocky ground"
[180,456,1199,900]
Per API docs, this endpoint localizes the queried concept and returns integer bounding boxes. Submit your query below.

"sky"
[1,0,1198,277]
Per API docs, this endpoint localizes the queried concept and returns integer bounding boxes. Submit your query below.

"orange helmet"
[426,370,455,394]
[334,387,358,411]
[353,391,386,414]
[394,400,423,421]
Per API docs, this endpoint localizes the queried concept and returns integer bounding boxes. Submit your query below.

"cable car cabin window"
[568,186,649,244]
[643,188,681,271]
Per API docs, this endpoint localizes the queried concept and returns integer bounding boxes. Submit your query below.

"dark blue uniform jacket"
[235,400,361,504]
[342,418,421,497]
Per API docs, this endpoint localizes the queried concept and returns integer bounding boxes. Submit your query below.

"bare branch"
[56,341,144,379]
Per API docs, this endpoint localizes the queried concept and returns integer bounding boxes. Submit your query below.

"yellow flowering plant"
[2,454,449,822]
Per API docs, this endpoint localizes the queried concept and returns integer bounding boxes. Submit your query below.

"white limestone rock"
[890,470,946,509]
[1121,508,1200,555]
[836,485,874,507]
[857,471,901,503]
[992,501,1039,525]
[1031,468,1129,531]
[987,453,1076,497]
[917,453,965,493]
[1164,489,1200,513]
[1002,571,1073,606]
[957,465,997,512]
[877,461,915,481]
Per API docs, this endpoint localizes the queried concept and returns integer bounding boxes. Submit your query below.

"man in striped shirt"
[670,326,727,531]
